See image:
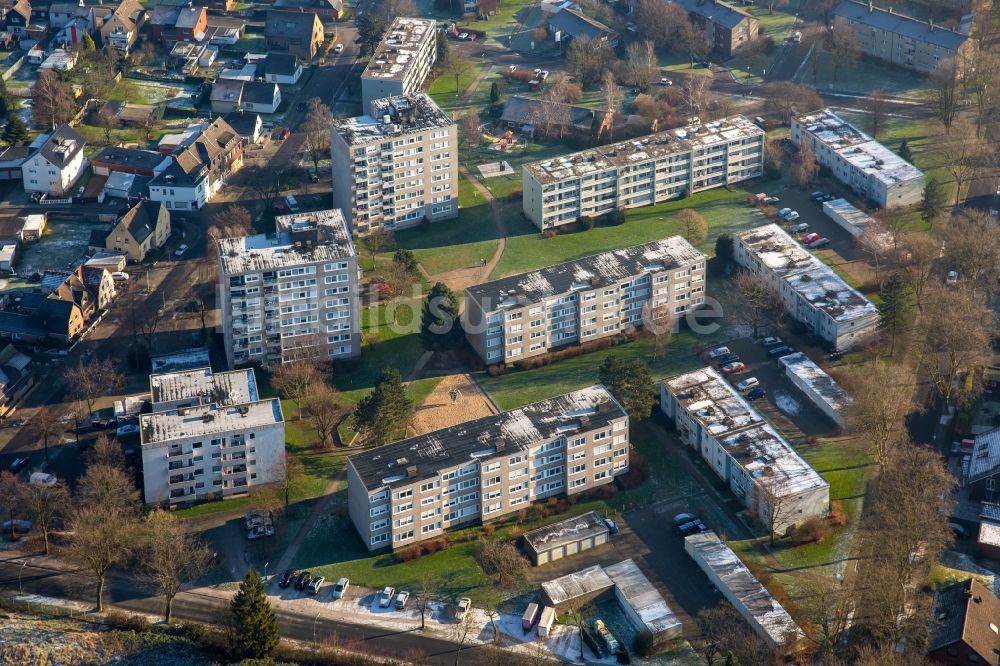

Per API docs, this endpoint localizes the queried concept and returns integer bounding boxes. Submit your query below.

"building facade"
[331,93,457,236]
[360,17,436,114]
[463,236,706,365]
[734,224,879,350]
[791,109,924,208]
[217,208,360,369]
[661,367,830,535]
[670,0,759,56]
[21,125,88,196]
[139,367,285,506]
[521,115,764,229]
[834,0,972,75]
[265,10,324,60]
[347,385,629,551]
[148,117,242,210]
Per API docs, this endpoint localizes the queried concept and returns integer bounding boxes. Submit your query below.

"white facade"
[660,367,830,534]
[360,17,436,114]
[734,224,879,351]
[791,109,924,209]
[21,143,86,196]
[147,169,210,210]
[522,115,764,229]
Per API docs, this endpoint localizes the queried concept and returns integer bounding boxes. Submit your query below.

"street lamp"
[19,559,27,595]
[313,612,321,643]
[263,561,269,584]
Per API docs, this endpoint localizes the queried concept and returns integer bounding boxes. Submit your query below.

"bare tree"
[791,140,819,188]
[97,109,119,145]
[857,218,890,284]
[142,510,213,622]
[625,40,657,89]
[442,57,472,97]
[763,82,823,125]
[757,474,789,545]
[680,75,708,118]
[212,204,253,239]
[458,111,481,148]
[844,359,916,467]
[930,58,961,132]
[642,300,676,361]
[252,169,285,211]
[900,233,938,309]
[273,450,305,512]
[137,305,167,355]
[271,361,320,420]
[31,70,74,129]
[66,504,139,611]
[84,433,126,470]
[676,208,708,245]
[20,480,69,555]
[731,269,784,338]
[415,572,441,631]
[939,120,984,206]
[474,537,528,588]
[915,285,994,409]
[825,20,860,81]
[964,51,996,136]
[867,89,887,138]
[77,462,140,512]
[598,70,623,140]
[65,358,124,417]
[303,382,343,449]
[694,605,741,666]
[364,227,395,271]
[28,408,65,464]
[941,209,1000,296]
[799,578,852,660]
[0,471,24,542]
[301,97,333,174]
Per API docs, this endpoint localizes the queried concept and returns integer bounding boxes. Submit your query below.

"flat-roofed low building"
[605,559,683,641]
[778,352,852,429]
[540,563,615,609]
[660,367,830,534]
[331,94,457,236]
[522,115,763,229]
[685,531,803,649]
[347,385,629,551]
[139,367,284,506]
[464,236,706,365]
[523,511,610,565]
[360,17,436,114]
[734,224,879,350]
[217,208,360,368]
[791,109,924,208]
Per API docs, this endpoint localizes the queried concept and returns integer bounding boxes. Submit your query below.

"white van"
[284,194,300,212]
[537,606,556,638]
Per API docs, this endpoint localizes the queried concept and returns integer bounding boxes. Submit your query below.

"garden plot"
[112,78,202,105]
[17,218,107,276]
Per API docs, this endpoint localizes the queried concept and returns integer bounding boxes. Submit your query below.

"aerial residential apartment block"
[834,0,972,75]
[791,109,924,208]
[217,208,360,369]
[669,0,759,56]
[734,224,879,351]
[347,386,629,551]
[463,237,706,365]
[360,18,437,114]
[331,94,457,236]
[139,367,285,506]
[521,115,763,229]
[661,367,830,534]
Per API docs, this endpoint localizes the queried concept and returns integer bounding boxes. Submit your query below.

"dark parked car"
[746,387,767,401]
[604,518,619,535]
[8,456,31,473]
[715,353,741,366]
[828,351,844,361]
[767,345,794,358]
[279,569,296,588]
[294,572,312,590]
[677,519,708,537]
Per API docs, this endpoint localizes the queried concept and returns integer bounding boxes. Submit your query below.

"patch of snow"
[772,390,801,416]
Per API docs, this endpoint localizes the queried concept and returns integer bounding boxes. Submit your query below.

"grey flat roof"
[140,399,283,446]
[604,559,682,637]
[523,511,609,554]
[150,348,211,374]
[467,236,704,308]
[835,0,968,50]
[348,385,624,493]
[149,367,257,407]
[218,209,355,275]
[336,94,453,145]
[361,17,434,83]
[779,352,852,414]
[541,564,614,606]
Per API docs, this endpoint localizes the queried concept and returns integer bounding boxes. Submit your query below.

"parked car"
[808,238,830,249]
[746,387,767,401]
[827,351,844,361]
[279,569,296,588]
[296,102,307,112]
[676,518,708,537]
[395,591,410,609]
[791,30,802,42]
[294,572,313,590]
[801,232,820,245]
[762,195,780,204]
[783,210,800,221]
[307,576,325,595]
[672,513,698,528]
[331,577,350,599]
[91,418,109,429]
[111,271,129,282]
[810,191,827,203]
[116,423,139,437]
[777,207,793,218]
[735,377,759,392]
[760,336,782,347]
[659,77,672,86]
[174,244,189,257]
[309,172,320,183]
[8,456,30,473]
[707,346,730,359]
[715,352,741,366]
[1,519,32,534]
[604,518,619,535]
[334,43,344,54]
[721,361,746,375]
[767,345,794,358]
[378,587,396,608]
[455,597,472,622]
[791,222,809,233]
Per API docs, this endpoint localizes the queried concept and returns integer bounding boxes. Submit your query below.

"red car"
[721,361,746,375]
[801,232,820,245]
[274,127,291,140]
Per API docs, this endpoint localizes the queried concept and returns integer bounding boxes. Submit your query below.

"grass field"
[493,187,762,278]
[428,62,486,114]
[806,55,929,100]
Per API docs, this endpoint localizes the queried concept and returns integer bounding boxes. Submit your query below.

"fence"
[1,54,26,82]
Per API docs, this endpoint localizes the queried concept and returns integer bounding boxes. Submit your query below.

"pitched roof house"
[97,200,172,262]
[100,0,148,54]
[273,0,342,20]
[261,52,302,84]
[548,8,619,46]
[265,10,324,60]
[147,117,242,210]
[21,124,87,196]
[928,579,1000,665]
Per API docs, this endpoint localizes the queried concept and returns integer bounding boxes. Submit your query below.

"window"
[370,518,389,532]
[393,489,412,500]
[371,533,389,545]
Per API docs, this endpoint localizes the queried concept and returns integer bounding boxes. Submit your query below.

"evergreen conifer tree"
[230,569,280,659]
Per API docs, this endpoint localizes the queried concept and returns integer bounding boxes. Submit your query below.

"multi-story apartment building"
[139,367,284,506]
[670,0,759,56]
[661,367,830,535]
[360,17,436,114]
[734,224,879,350]
[521,115,763,229]
[331,94,457,236]
[347,385,629,551]
[791,109,924,208]
[217,208,360,369]
[463,236,706,365]
[834,0,972,75]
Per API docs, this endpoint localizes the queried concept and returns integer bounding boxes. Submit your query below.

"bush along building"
[347,386,628,551]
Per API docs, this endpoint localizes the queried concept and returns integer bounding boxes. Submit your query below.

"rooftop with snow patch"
[217,209,355,274]
[779,352,852,413]
[335,94,453,145]
[149,367,257,408]
[737,224,878,324]
[361,17,434,82]
[524,115,763,184]
[140,399,283,446]
[348,385,625,492]
[523,511,609,555]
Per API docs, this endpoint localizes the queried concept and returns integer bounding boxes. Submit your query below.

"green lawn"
[479,328,722,411]
[494,187,761,278]
[804,54,929,100]
[427,62,486,114]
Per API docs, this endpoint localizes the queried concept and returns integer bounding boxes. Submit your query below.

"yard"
[16,216,108,276]
[804,55,930,100]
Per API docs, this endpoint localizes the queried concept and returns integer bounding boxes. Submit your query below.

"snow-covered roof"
[361,17,434,82]
[541,564,614,606]
[523,511,609,554]
[150,367,257,408]
[779,352,852,414]
[217,209,355,275]
[967,428,1000,484]
[140,399,283,446]
[604,559,682,637]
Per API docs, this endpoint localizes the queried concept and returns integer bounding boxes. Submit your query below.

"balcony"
[167,460,195,474]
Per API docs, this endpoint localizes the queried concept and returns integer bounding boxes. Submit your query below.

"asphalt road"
[0,557,488,665]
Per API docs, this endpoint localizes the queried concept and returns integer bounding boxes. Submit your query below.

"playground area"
[409,373,497,435]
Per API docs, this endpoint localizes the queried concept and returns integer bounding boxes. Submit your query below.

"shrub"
[596,484,616,499]
[397,544,422,562]
[791,516,830,545]
[486,364,506,377]
[581,215,596,230]
[615,450,648,490]
[483,522,496,538]
[828,501,848,527]
[762,35,776,55]
[516,508,530,522]
[633,630,661,658]
[104,610,151,634]
[542,229,557,238]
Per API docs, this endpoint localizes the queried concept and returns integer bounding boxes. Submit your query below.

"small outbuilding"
[604,559,683,641]
[778,352,851,429]
[523,511,609,566]
[977,502,1000,561]
[540,564,614,611]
